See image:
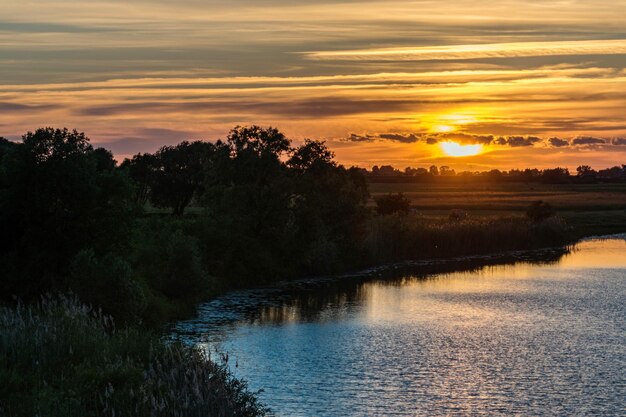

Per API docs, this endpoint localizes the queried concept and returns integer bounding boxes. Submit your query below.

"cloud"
[92,127,193,154]
[496,136,542,147]
[549,137,569,147]
[572,136,605,145]
[305,40,626,61]
[346,133,374,142]
[378,133,421,143]
[438,133,494,145]
[0,102,58,112]
[612,138,626,145]
[346,132,546,147]
[78,98,424,118]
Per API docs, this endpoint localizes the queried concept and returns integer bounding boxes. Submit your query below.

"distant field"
[368,182,626,211]
[369,182,626,237]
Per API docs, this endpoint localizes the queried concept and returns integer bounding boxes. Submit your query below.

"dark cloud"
[346,133,374,142]
[345,132,626,150]
[0,21,119,34]
[572,136,605,145]
[0,102,58,112]
[549,137,569,147]
[512,136,539,147]
[78,98,425,119]
[93,127,192,154]
[378,133,421,143]
[495,136,542,147]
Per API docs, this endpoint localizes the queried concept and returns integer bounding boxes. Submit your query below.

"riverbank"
[174,243,573,339]
[0,295,268,417]
[0,221,608,416]
[176,237,626,416]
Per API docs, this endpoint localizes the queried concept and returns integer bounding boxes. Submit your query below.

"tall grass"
[363,214,571,263]
[0,295,267,417]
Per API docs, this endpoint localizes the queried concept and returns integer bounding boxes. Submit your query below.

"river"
[173,237,626,416]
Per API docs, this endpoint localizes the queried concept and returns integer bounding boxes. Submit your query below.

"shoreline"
[172,233,626,339]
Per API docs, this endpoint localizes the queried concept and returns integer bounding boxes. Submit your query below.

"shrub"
[69,250,146,324]
[374,193,411,215]
[364,213,570,264]
[526,200,556,222]
[133,220,212,301]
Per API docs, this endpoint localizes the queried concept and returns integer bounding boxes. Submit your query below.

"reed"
[0,295,267,417]
[363,214,571,263]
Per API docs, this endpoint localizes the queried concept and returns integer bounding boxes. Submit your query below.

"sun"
[440,141,483,157]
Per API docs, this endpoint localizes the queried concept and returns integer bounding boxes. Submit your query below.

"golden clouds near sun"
[440,141,483,157]
[427,112,481,133]
[432,125,455,133]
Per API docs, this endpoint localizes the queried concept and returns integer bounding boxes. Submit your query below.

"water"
[173,237,626,416]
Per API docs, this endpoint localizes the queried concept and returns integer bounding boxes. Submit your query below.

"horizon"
[1,1,626,170]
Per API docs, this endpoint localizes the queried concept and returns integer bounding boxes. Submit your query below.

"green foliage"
[0,128,134,299]
[375,192,411,215]
[69,250,146,324]
[119,152,157,207]
[364,214,570,263]
[133,219,212,301]
[151,141,216,215]
[0,295,267,417]
[200,128,368,281]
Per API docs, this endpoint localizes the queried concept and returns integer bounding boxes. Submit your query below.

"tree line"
[365,164,626,183]
[0,126,368,323]
[0,126,576,325]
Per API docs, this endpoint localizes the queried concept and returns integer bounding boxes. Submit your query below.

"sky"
[1,0,625,170]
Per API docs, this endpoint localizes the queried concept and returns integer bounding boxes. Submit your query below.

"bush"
[526,200,556,222]
[69,250,146,324]
[133,220,212,301]
[364,213,570,264]
[0,295,267,417]
[374,193,411,215]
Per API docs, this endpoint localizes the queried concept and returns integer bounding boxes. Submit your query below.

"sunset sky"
[1,0,625,170]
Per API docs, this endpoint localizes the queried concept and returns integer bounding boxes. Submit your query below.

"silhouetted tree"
[576,165,593,176]
[0,128,133,298]
[375,193,411,215]
[120,152,158,207]
[150,141,215,215]
[541,167,570,183]
[287,139,335,172]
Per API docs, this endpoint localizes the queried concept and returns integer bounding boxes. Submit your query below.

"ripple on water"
[173,238,626,416]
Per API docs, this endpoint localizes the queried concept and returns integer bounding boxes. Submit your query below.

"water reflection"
[173,237,626,416]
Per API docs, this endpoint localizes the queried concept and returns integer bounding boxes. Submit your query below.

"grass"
[368,182,626,237]
[363,214,571,264]
[0,295,268,417]
[368,182,626,211]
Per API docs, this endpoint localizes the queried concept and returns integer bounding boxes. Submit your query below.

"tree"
[429,165,439,176]
[150,141,215,216]
[375,193,411,215]
[120,152,158,207]
[0,128,133,298]
[440,166,455,176]
[576,165,596,179]
[287,139,335,172]
[541,167,570,183]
